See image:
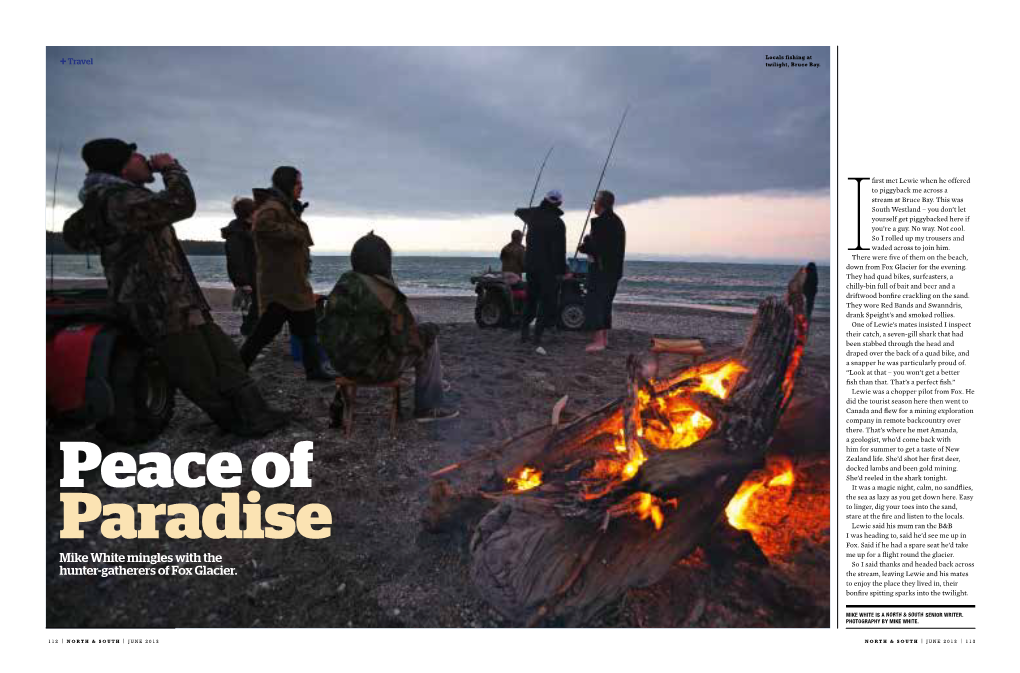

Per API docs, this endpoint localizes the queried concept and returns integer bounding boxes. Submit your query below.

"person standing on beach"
[579,190,626,353]
[239,166,334,381]
[221,197,259,336]
[63,138,288,437]
[499,229,526,283]
[515,190,570,351]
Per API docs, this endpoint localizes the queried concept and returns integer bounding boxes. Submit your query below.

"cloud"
[46,46,829,219]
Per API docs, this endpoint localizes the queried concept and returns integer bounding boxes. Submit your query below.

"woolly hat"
[351,230,393,279]
[82,138,136,175]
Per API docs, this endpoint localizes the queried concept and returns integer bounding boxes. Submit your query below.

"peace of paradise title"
[58,441,331,539]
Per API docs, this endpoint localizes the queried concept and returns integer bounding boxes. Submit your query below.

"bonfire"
[425,265,817,626]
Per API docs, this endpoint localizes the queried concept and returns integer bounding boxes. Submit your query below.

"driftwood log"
[425,266,817,625]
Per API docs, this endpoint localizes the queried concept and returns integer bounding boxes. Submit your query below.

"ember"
[725,457,795,532]
[638,360,746,453]
[507,467,542,491]
[605,491,677,531]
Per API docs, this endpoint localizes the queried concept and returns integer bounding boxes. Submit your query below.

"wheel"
[559,300,586,330]
[97,344,176,445]
[475,292,508,328]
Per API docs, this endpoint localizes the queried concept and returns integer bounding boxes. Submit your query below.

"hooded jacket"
[318,272,435,382]
[514,200,567,277]
[62,164,207,343]
[220,218,257,288]
[251,187,316,312]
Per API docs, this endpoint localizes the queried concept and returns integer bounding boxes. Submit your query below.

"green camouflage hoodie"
[318,271,435,382]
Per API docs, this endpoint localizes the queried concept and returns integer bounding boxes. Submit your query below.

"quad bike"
[471,259,588,331]
[47,287,175,445]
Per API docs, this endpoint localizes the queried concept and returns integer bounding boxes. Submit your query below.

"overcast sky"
[46,46,829,262]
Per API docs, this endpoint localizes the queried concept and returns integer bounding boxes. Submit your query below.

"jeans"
[407,340,444,412]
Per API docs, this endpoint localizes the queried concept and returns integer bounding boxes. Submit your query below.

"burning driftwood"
[425,266,817,626]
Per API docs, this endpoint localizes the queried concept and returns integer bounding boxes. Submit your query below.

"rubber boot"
[239,339,259,370]
[227,382,289,437]
[301,336,335,381]
[204,403,241,434]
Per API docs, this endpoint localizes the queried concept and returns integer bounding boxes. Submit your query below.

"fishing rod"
[573,104,629,260]
[522,144,555,235]
[49,143,62,291]
[529,145,555,207]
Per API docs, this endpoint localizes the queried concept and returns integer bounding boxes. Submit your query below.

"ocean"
[46,255,830,317]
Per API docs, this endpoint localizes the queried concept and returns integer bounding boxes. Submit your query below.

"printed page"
[8,3,1016,670]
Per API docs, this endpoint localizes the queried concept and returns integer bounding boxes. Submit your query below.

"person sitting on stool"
[318,232,459,423]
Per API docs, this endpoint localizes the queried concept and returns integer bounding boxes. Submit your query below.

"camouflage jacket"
[251,188,316,313]
[318,271,436,382]
[63,165,207,343]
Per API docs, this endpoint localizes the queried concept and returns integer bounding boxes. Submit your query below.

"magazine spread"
[10,4,1016,669]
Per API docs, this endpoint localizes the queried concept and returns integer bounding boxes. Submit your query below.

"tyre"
[559,300,586,330]
[97,344,175,445]
[475,291,508,328]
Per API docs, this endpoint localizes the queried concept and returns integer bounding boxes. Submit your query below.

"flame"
[607,492,677,531]
[691,361,747,399]
[609,360,748,529]
[636,493,665,530]
[726,458,795,531]
[781,314,809,409]
[506,359,751,535]
[725,482,765,532]
[637,360,746,452]
[507,467,542,491]
[767,469,794,488]
[613,429,647,480]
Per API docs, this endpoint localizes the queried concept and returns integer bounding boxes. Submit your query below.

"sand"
[46,279,829,627]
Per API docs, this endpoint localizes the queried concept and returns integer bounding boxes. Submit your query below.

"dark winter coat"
[221,219,257,288]
[514,200,567,278]
[579,208,626,280]
[63,165,207,343]
[251,187,316,312]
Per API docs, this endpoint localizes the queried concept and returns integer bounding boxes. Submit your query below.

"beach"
[47,279,830,627]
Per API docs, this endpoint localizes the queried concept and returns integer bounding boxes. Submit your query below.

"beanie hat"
[82,138,136,175]
[351,230,393,279]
